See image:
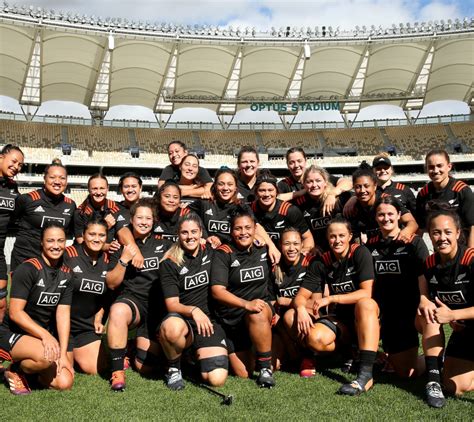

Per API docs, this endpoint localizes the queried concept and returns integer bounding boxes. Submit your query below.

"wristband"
[190,306,198,315]
[0,287,7,299]
[118,258,128,268]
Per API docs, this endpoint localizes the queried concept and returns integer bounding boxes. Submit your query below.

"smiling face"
[238,152,259,180]
[168,142,187,167]
[281,230,302,265]
[0,149,24,178]
[88,177,108,206]
[83,223,107,254]
[426,153,452,187]
[232,215,256,249]
[179,155,199,183]
[121,177,141,205]
[41,226,66,264]
[159,185,181,215]
[179,220,202,256]
[374,164,393,184]
[375,203,401,236]
[131,206,154,238]
[44,166,67,196]
[287,151,306,180]
[215,172,237,203]
[304,169,327,199]
[327,222,352,258]
[429,214,460,260]
[256,181,277,210]
[353,176,377,205]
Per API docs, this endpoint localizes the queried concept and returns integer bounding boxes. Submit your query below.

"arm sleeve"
[277,179,291,194]
[197,167,213,184]
[159,259,181,299]
[210,249,230,287]
[58,275,74,305]
[354,246,375,282]
[73,209,86,238]
[10,263,36,300]
[114,208,130,232]
[404,185,417,215]
[300,259,324,293]
[159,166,177,182]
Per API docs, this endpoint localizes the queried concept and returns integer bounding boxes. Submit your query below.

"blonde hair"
[303,165,334,202]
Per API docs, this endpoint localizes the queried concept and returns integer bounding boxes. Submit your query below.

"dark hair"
[157,180,181,200]
[426,206,461,232]
[178,212,205,233]
[168,141,187,151]
[327,216,352,234]
[179,154,201,184]
[1,144,24,157]
[352,167,377,185]
[83,216,108,234]
[119,172,142,189]
[285,147,306,161]
[44,161,67,177]
[130,197,157,221]
[237,145,259,164]
[280,227,302,242]
[254,170,278,192]
[425,149,450,165]
[373,196,403,214]
[211,168,239,204]
[41,221,66,241]
[88,173,108,189]
[230,205,256,229]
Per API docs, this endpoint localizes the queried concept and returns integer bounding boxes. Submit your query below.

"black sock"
[110,347,127,372]
[425,356,441,384]
[256,351,272,370]
[357,350,376,384]
[168,357,181,371]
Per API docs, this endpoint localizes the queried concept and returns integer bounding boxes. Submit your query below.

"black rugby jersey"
[366,234,428,312]
[416,177,474,230]
[115,201,131,233]
[108,234,171,305]
[377,181,416,215]
[74,197,122,243]
[423,246,473,327]
[11,189,76,269]
[0,176,19,237]
[64,245,110,333]
[237,178,255,204]
[159,164,213,184]
[160,244,213,316]
[251,199,309,243]
[271,254,315,300]
[211,243,271,325]
[4,256,73,333]
[154,207,190,242]
[302,244,374,320]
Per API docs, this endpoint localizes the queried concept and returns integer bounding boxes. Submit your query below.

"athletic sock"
[256,351,272,370]
[425,356,441,384]
[357,350,376,385]
[168,357,181,371]
[110,347,127,372]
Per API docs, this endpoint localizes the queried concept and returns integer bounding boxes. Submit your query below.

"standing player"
[159,213,228,390]
[211,207,275,388]
[10,161,76,271]
[417,209,473,408]
[416,150,474,248]
[236,146,260,204]
[0,222,74,395]
[106,198,170,391]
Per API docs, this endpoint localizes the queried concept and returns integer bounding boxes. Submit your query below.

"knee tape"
[199,355,229,373]
[135,348,160,367]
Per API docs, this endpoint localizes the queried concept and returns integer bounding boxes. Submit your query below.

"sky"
[0,0,472,123]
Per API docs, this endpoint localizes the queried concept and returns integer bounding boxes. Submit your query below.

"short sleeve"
[159,259,181,299]
[300,258,324,293]
[198,167,213,184]
[287,205,309,234]
[459,186,474,226]
[159,165,177,182]
[58,276,74,305]
[354,246,375,282]
[10,263,37,300]
[210,249,230,287]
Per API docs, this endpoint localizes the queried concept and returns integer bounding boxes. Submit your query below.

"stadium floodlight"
[303,40,311,60]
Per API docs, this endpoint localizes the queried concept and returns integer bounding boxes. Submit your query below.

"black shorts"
[380,316,419,354]
[114,294,148,326]
[161,313,228,351]
[445,326,474,362]
[0,324,23,355]
[220,319,252,354]
[0,236,7,280]
[68,331,102,352]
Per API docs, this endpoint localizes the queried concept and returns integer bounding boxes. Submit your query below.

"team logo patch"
[208,220,230,234]
[375,260,401,274]
[394,247,407,255]
[346,266,355,276]
[0,196,14,211]
[296,272,306,281]
[201,255,211,265]
[311,216,330,230]
[240,266,264,283]
[267,232,280,240]
[34,206,45,213]
[139,257,159,272]
[455,273,467,284]
[184,270,209,290]
[260,252,267,261]
[275,221,285,228]
[437,290,466,305]
[80,278,105,294]
[58,279,68,288]
[331,280,356,293]
[62,208,71,215]
[155,245,164,253]
[41,216,65,228]
[279,285,299,298]
[37,292,60,306]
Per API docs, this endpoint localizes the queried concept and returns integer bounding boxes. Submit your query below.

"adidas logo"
[154,226,164,233]
[34,206,45,213]
[117,215,125,221]
[304,211,310,217]
[73,266,83,273]
[37,278,45,287]
[179,266,189,275]
[231,259,240,267]
[205,209,213,216]
[372,250,379,256]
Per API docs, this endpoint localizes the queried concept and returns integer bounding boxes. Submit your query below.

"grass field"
[1,354,472,421]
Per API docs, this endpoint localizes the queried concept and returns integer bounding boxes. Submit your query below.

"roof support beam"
[154,42,179,115]
[20,28,42,107]
[341,43,370,114]
[279,47,307,120]
[89,34,113,112]
[155,113,172,128]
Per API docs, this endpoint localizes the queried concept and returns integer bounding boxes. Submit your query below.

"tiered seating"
[260,130,321,150]
[135,129,194,153]
[199,130,257,155]
[0,121,60,148]
[68,126,129,152]
[450,122,474,149]
[322,128,385,155]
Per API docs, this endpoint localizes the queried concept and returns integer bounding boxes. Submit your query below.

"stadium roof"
[0,6,473,126]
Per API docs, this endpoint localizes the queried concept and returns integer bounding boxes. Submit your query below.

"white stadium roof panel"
[239,73,290,97]
[110,87,157,108]
[42,82,90,104]
[178,45,236,76]
[113,40,170,73]
[176,71,227,96]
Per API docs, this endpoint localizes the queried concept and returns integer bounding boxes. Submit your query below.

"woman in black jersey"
[154,180,190,242]
[64,217,110,375]
[177,154,210,206]
[106,198,171,391]
[0,145,24,324]
[271,228,316,377]
[0,222,74,395]
[236,146,260,204]
[417,209,473,408]
[366,197,428,378]
[290,217,379,395]
[211,207,275,388]
[252,172,314,254]
[11,161,76,271]
[115,172,143,229]
[159,213,228,390]
[416,150,474,248]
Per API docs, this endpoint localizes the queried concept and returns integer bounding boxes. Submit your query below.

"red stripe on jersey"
[284,176,294,186]
[368,235,379,244]
[348,243,360,258]
[200,244,207,251]
[251,202,257,212]
[419,185,429,197]
[24,258,42,271]
[216,244,233,254]
[425,254,436,269]
[28,190,41,201]
[60,265,71,273]
[461,248,474,266]
[322,251,332,266]
[154,234,163,240]
[396,183,405,190]
[104,253,110,264]
[64,196,72,204]
[452,180,467,192]
[0,349,12,361]
[65,246,78,258]
[279,202,290,216]
[296,196,306,206]
[302,255,315,267]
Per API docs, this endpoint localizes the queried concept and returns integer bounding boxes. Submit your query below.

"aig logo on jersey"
[267,232,280,241]
[139,257,159,272]
[184,270,209,290]
[208,220,230,234]
[240,266,264,283]
[332,280,355,294]
[279,286,299,298]
[41,216,65,228]
[375,260,401,274]
[37,292,61,306]
[437,290,466,305]
[0,196,14,211]
[80,278,105,295]
[311,216,330,230]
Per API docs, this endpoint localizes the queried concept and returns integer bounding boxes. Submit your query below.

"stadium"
[0,1,473,420]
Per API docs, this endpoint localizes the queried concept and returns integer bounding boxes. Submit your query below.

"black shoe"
[256,368,275,388]
[338,379,370,396]
[425,382,446,408]
[166,368,185,391]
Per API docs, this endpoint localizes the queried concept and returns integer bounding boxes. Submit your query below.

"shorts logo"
[8,333,22,346]
[437,290,466,305]
[279,285,299,298]
[267,232,280,240]
[346,266,355,276]
[208,220,230,234]
[331,280,356,294]
[240,266,264,283]
[184,270,209,290]
[37,292,60,306]
[139,257,159,272]
[41,216,65,228]
[0,196,14,211]
[375,260,401,274]
[80,278,105,294]
[311,216,330,230]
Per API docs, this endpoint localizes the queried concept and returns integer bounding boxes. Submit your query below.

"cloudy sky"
[0,0,472,123]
